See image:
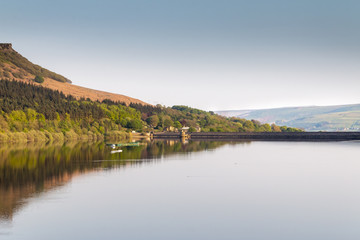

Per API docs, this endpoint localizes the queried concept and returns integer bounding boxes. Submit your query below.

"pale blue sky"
[1,0,360,110]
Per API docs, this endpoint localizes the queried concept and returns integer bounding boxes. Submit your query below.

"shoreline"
[0,130,130,143]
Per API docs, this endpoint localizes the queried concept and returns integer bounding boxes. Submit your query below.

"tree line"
[0,79,302,142]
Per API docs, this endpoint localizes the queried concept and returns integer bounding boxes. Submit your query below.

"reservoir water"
[1,140,360,240]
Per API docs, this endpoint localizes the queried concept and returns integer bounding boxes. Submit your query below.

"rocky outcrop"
[0,43,12,50]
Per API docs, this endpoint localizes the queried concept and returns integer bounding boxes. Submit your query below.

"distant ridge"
[216,104,360,131]
[0,43,149,105]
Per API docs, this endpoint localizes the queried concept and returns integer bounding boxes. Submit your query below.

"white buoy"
[111,150,123,154]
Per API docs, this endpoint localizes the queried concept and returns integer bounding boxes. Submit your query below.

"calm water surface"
[0,140,360,240]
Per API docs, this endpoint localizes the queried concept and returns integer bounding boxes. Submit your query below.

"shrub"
[9,132,27,142]
[43,130,54,142]
[64,130,79,140]
[0,132,9,142]
[34,75,44,83]
[26,130,47,142]
[52,132,65,142]
[189,127,196,132]
[106,131,128,140]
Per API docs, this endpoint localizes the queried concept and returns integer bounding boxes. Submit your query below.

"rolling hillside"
[217,104,360,131]
[0,43,148,105]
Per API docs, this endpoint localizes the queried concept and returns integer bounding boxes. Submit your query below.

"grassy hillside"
[0,43,70,83]
[217,104,360,131]
[0,43,147,105]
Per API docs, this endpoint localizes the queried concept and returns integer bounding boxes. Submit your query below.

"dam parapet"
[153,132,360,141]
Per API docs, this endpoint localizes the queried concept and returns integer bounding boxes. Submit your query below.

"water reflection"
[0,140,244,221]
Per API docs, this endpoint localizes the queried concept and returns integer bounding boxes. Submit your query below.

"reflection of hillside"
[0,171,79,220]
[0,140,240,221]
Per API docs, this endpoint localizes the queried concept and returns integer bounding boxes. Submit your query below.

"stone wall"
[154,132,360,141]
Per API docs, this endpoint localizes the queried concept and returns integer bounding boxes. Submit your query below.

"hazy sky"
[1,0,360,110]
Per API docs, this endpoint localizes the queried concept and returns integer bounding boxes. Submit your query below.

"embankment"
[153,132,360,141]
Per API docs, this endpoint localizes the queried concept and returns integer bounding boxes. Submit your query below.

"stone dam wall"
[153,132,360,141]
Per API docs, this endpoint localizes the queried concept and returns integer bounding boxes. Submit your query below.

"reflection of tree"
[0,140,244,221]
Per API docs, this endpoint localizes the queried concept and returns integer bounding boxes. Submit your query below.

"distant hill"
[0,43,148,105]
[216,104,360,131]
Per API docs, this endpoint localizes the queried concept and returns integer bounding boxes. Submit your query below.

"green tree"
[59,113,72,132]
[0,115,9,131]
[55,112,61,121]
[9,110,27,123]
[127,119,143,131]
[263,123,272,132]
[146,115,159,128]
[26,108,38,121]
[164,118,174,128]
[37,113,46,129]
[174,121,182,129]
[243,120,255,132]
